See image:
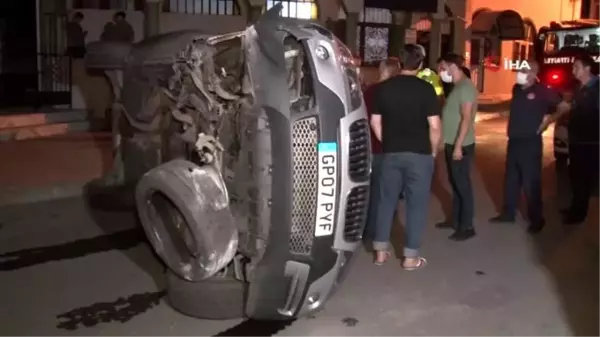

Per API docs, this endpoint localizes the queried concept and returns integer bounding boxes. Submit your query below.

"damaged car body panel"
[84,4,371,321]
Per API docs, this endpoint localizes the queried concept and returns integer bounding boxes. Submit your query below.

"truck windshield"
[542,27,600,54]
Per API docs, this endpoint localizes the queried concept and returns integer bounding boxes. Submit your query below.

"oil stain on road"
[55,289,297,336]
[0,228,145,271]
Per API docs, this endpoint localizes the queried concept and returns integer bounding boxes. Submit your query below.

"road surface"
[0,117,598,336]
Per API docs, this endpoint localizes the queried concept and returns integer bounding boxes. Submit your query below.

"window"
[73,0,145,11]
[511,20,535,65]
[163,0,240,15]
[357,7,392,65]
[265,0,318,20]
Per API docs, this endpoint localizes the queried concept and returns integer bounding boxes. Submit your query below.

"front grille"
[344,185,369,242]
[290,117,319,255]
[348,119,370,181]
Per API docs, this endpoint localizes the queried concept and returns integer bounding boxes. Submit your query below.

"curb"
[0,182,87,207]
[475,111,506,123]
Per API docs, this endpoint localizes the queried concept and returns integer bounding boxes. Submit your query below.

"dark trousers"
[444,144,475,230]
[373,152,434,256]
[567,142,599,220]
[502,137,543,223]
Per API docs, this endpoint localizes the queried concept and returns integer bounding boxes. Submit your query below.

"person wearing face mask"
[488,60,567,233]
[435,53,478,241]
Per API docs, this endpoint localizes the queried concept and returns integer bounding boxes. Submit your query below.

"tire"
[166,269,246,320]
[136,159,238,281]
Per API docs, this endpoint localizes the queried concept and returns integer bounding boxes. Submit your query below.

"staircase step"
[0,110,89,130]
[0,121,93,142]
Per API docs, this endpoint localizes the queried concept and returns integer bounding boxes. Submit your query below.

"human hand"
[537,120,550,135]
[557,100,571,112]
[452,146,463,160]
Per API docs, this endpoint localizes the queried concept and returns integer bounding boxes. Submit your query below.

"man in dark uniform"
[561,54,599,225]
[489,60,567,233]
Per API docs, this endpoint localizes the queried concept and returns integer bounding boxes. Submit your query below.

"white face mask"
[516,72,529,85]
[440,70,453,83]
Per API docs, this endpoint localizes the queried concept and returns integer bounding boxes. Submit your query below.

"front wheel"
[136,159,238,281]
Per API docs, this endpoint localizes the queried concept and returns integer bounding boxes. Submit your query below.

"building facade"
[467,0,597,95]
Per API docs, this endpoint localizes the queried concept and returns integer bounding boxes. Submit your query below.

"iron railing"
[0,52,72,108]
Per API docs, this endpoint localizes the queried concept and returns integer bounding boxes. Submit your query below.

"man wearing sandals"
[370,44,442,270]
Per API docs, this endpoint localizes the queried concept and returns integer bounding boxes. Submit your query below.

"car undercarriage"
[84,5,371,321]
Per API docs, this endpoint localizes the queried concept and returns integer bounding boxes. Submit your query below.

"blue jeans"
[373,152,434,257]
[364,154,383,241]
[444,144,475,230]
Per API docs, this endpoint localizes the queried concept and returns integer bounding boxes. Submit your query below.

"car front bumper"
[244,30,370,320]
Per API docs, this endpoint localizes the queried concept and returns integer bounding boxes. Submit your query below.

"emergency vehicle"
[535,19,600,164]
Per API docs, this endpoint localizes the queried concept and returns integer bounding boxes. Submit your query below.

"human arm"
[537,87,571,134]
[370,114,383,142]
[453,83,477,159]
[422,85,442,156]
[369,84,383,142]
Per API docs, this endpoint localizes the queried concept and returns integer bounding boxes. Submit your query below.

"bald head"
[526,59,539,75]
[517,59,540,86]
[379,58,400,81]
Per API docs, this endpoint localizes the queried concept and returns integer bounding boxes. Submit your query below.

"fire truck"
[535,19,600,165]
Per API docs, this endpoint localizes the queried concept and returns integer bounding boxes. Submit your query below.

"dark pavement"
[0,117,598,336]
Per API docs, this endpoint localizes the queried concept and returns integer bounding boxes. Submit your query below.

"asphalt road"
[1,117,598,336]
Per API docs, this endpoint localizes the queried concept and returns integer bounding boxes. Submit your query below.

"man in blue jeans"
[436,53,478,241]
[370,45,442,270]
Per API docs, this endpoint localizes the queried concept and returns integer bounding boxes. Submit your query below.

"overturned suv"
[85,6,371,320]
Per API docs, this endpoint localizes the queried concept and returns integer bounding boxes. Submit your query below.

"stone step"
[0,109,90,130]
[0,121,95,142]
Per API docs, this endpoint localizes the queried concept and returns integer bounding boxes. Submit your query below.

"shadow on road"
[529,164,599,336]
[83,181,166,290]
[475,142,599,335]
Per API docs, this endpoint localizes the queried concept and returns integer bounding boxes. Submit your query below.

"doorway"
[0,0,38,109]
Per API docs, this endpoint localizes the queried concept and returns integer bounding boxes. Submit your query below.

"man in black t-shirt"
[370,44,442,270]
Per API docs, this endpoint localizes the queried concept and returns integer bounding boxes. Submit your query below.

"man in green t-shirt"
[436,53,478,241]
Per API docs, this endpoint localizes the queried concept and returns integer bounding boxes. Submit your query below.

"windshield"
[542,27,600,54]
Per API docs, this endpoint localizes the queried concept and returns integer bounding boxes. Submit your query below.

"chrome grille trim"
[348,119,370,182]
[290,117,319,255]
[344,185,369,242]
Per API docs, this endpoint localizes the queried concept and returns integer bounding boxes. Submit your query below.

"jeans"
[567,143,599,220]
[373,152,434,257]
[502,137,543,223]
[444,144,475,230]
[364,153,383,241]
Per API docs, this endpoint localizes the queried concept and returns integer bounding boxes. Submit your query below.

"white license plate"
[315,142,338,237]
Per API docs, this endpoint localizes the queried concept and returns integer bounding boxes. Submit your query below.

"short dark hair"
[114,11,126,19]
[400,44,425,71]
[440,52,465,68]
[73,11,84,19]
[574,54,595,69]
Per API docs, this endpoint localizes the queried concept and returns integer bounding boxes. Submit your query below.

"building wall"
[69,0,335,115]
[468,0,584,96]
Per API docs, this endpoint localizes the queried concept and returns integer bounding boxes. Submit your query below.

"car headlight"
[332,37,363,111]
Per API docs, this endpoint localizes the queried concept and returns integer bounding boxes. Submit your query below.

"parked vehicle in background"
[535,20,600,166]
[84,5,371,321]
